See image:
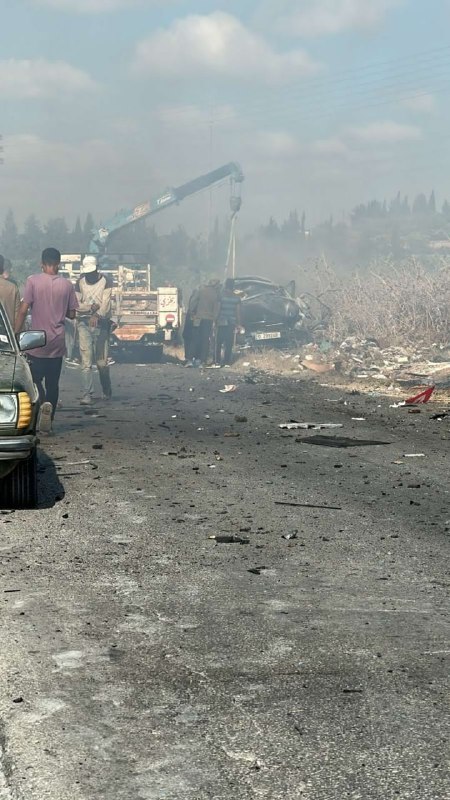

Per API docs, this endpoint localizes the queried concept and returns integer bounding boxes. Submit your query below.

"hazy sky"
[1,0,448,234]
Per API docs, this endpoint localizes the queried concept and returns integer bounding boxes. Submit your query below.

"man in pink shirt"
[15,248,78,432]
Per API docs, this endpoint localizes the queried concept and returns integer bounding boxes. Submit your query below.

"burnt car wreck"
[234,276,329,347]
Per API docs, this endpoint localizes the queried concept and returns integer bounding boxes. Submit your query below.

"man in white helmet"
[76,255,113,404]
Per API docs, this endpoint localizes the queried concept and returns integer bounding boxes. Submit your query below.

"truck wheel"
[0,450,38,509]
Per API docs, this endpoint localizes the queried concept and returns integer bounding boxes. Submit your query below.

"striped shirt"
[217,292,241,326]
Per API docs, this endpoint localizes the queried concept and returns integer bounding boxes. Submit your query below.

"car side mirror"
[17,330,47,352]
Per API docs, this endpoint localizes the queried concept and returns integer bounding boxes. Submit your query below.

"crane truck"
[61,162,244,360]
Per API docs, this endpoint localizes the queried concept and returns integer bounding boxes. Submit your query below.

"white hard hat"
[81,255,97,274]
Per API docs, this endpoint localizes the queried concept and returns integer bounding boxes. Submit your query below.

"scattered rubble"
[240,337,450,392]
[279,422,343,431]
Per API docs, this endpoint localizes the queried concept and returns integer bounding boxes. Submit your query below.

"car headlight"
[0,394,18,426]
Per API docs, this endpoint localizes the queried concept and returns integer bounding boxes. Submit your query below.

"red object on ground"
[405,386,435,405]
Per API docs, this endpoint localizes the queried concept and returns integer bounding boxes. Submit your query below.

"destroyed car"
[234,276,302,345]
[0,304,46,508]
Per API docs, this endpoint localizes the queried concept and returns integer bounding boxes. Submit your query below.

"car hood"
[0,352,36,397]
[0,352,17,392]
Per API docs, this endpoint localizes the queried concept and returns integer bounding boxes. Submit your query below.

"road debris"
[220,385,237,393]
[282,531,298,540]
[405,387,435,404]
[275,501,342,510]
[279,422,343,430]
[301,360,335,374]
[302,435,391,448]
[403,453,426,458]
[209,535,250,544]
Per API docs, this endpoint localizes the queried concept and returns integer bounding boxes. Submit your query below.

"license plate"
[253,331,281,341]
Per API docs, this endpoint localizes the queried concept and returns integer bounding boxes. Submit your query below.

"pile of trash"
[271,336,450,387]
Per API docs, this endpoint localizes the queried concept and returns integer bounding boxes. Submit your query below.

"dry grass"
[304,257,450,348]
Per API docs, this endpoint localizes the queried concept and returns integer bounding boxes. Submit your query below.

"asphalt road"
[0,361,449,800]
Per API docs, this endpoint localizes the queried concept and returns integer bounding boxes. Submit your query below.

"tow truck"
[62,162,244,360]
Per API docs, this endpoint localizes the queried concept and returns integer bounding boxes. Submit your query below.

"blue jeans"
[78,321,111,398]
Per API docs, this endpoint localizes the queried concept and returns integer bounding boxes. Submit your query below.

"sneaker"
[80,395,93,406]
[107,358,115,366]
[185,360,194,368]
[101,394,112,402]
[39,401,53,433]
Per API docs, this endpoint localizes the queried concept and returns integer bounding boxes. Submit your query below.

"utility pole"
[207,105,214,259]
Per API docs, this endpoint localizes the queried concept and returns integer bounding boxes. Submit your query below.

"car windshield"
[0,305,15,352]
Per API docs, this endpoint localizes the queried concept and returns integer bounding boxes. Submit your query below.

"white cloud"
[133,12,321,84]
[155,104,237,128]
[402,93,436,114]
[254,131,301,158]
[5,134,117,173]
[0,59,97,98]
[348,120,421,144]
[311,136,350,157]
[263,0,402,37]
[32,0,153,12]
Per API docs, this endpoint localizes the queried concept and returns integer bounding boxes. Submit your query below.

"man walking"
[192,279,221,366]
[215,278,242,367]
[75,255,113,405]
[0,255,20,326]
[15,248,78,433]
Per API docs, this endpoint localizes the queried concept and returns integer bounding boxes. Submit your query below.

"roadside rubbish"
[279,422,343,430]
[405,387,435,404]
[209,535,250,544]
[224,431,240,437]
[282,532,298,540]
[301,360,335,374]
[275,501,342,510]
[247,566,267,575]
[235,415,248,423]
[302,435,391,448]
[220,385,237,393]
[430,411,449,420]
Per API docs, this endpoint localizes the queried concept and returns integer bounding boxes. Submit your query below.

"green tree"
[261,217,279,237]
[44,218,70,251]
[442,200,450,220]
[83,213,95,251]
[1,209,19,258]
[412,193,428,215]
[71,216,83,250]
[429,190,436,214]
[21,214,42,260]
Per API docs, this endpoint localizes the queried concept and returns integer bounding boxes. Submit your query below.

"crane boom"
[88,162,244,255]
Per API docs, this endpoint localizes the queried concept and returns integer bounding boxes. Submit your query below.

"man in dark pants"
[215,278,242,366]
[15,248,78,433]
[193,279,221,366]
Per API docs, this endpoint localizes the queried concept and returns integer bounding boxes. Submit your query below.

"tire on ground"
[0,450,38,509]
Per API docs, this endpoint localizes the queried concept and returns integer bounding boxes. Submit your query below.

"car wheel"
[0,450,38,509]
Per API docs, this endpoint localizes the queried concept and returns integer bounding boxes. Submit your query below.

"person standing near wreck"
[15,247,78,433]
[192,279,221,366]
[76,255,113,405]
[215,278,242,367]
